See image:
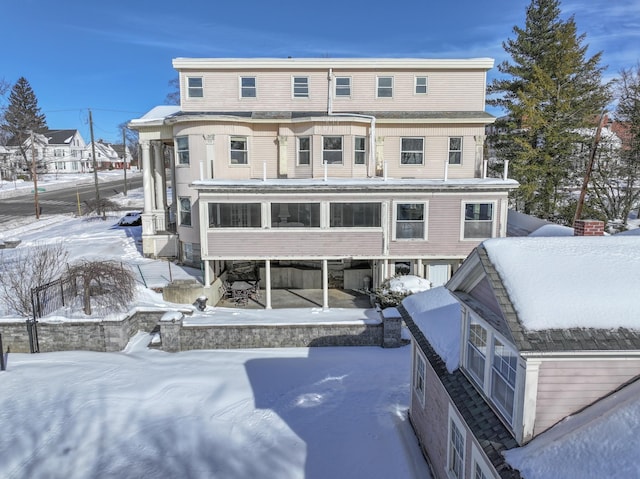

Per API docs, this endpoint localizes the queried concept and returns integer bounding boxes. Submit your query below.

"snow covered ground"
[0,183,431,478]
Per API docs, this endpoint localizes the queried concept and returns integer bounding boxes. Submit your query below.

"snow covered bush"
[372,275,431,309]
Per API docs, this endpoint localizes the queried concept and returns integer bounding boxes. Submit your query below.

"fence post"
[0,334,5,371]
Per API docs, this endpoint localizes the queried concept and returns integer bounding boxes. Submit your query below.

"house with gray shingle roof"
[402,219,640,478]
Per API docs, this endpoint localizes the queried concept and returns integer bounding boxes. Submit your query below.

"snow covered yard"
[0,338,429,479]
[0,185,431,479]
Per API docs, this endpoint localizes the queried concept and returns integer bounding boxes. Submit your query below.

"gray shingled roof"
[474,245,640,353]
[400,304,522,479]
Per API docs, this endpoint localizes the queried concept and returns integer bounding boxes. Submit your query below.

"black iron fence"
[28,275,79,353]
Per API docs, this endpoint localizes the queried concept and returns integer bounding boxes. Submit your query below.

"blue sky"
[1,0,638,143]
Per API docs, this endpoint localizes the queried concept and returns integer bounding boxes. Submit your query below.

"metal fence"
[28,275,79,353]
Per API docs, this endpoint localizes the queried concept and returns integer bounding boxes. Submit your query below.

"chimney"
[574,219,604,236]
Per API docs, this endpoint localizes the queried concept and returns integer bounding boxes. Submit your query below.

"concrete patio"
[216,288,373,310]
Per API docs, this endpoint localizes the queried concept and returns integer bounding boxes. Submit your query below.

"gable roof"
[42,129,79,145]
[400,289,521,479]
[448,236,640,353]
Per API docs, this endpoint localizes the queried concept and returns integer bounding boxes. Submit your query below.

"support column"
[265,260,272,309]
[141,141,153,214]
[277,135,288,178]
[204,259,210,286]
[322,259,329,310]
[375,136,385,176]
[153,141,167,231]
[475,135,486,178]
[168,146,177,227]
[416,259,424,278]
[204,134,215,179]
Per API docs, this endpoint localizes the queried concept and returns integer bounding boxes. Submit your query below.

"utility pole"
[122,127,128,196]
[31,130,40,219]
[88,109,104,219]
[573,110,606,226]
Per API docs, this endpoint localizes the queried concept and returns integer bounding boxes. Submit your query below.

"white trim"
[334,76,352,98]
[239,75,257,99]
[459,200,497,241]
[392,200,429,241]
[292,75,309,98]
[413,345,427,407]
[173,57,496,70]
[471,444,497,479]
[414,75,428,95]
[447,404,466,479]
[376,75,394,98]
[186,76,204,98]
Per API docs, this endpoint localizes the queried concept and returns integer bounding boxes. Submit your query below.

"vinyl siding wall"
[180,69,488,112]
[169,123,487,183]
[199,191,507,260]
[533,358,640,436]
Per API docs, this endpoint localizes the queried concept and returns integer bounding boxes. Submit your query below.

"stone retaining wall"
[0,309,400,353]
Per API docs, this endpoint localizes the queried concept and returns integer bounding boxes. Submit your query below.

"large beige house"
[129,57,518,308]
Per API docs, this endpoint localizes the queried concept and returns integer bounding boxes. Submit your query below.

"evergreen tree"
[488,0,610,221]
[1,77,47,174]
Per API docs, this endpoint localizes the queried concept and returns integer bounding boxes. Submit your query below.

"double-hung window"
[240,76,256,98]
[449,137,463,165]
[335,76,351,97]
[415,76,428,94]
[179,197,192,227]
[414,349,426,406]
[401,138,424,165]
[176,136,190,165]
[466,322,487,386]
[464,203,494,239]
[298,136,311,165]
[395,203,426,239]
[354,136,366,165]
[323,136,343,164]
[377,76,393,97]
[492,338,518,422]
[187,77,203,98]
[230,137,248,165]
[293,76,309,98]
[448,410,465,479]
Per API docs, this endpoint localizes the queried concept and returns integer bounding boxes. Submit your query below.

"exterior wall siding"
[534,358,640,435]
[180,69,488,113]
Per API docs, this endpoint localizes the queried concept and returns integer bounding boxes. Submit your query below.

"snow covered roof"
[129,105,181,125]
[483,236,640,332]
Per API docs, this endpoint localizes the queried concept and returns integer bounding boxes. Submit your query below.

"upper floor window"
[464,203,494,239]
[471,446,493,479]
[449,137,463,165]
[187,77,203,98]
[209,203,261,228]
[492,338,518,422]
[179,197,192,227]
[176,136,190,165]
[330,203,381,227]
[377,76,393,98]
[335,76,351,97]
[354,136,366,165]
[323,136,343,164]
[464,313,519,427]
[271,203,320,228]
[230,137,248,165]
[395,203,426,240]
[293,76,309,98]
[401,137,424,165]
[240,76,256,98]
[415,76,428,94]
[297,136,311,165]
[466,322,487,386]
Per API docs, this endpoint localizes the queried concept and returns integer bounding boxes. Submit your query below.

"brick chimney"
[574,219,605,236]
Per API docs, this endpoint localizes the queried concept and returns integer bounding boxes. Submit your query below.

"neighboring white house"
[129,57,519,308]
[86,140,131,170]
[403,220,640,478]
[4,129,89,174]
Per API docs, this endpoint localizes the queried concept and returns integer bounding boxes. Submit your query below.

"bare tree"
[82,197,119,217]
[0,242,69,317]
[67,260,135,315]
